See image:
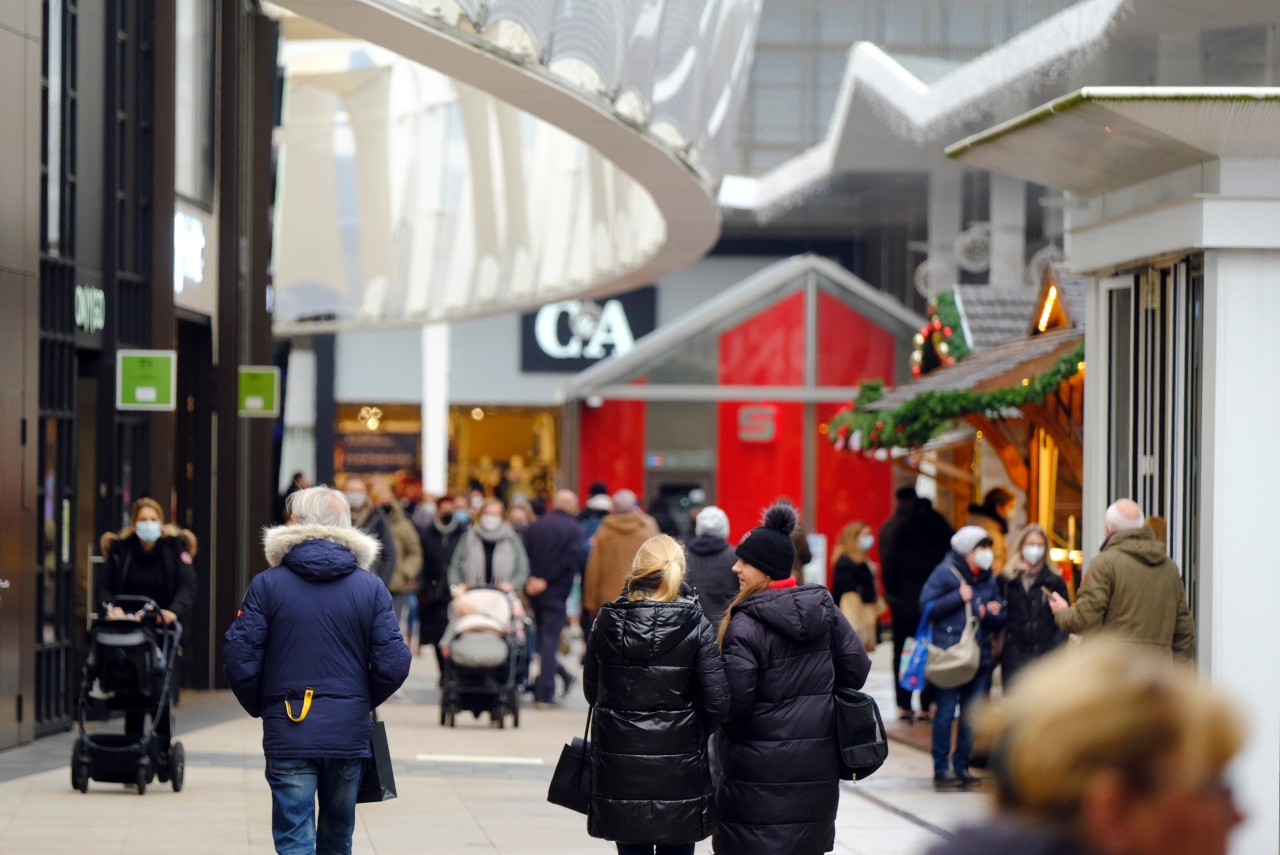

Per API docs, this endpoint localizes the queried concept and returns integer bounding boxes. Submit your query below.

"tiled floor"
[0,641,989,854]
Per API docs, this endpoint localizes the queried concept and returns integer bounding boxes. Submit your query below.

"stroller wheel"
[491,709,505,729]
[170,742,185,792]
[511,699,520,729]
[136,763,148,796]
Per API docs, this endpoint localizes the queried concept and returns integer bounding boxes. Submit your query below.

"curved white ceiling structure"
[271,0,762,332]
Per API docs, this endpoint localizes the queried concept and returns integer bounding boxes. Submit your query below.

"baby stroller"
[70,595,184,795]
[439,587,528,729]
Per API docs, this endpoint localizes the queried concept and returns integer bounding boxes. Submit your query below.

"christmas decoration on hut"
[825,342,1085,453]
[911,291,970,377]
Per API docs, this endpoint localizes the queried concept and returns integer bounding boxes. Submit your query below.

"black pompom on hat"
[736,504,798,581]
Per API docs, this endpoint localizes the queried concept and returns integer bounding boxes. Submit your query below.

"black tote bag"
[547,708,592,814]
[835,687,889,781]
[357,711,397,803]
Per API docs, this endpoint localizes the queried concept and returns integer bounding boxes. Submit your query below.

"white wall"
[1202,249,1280,855]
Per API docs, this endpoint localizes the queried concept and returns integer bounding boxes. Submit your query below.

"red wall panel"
[578,399,647,499]
[718,291,806,386]
[817,291,898,386]
[716,401,805,543]
[816,401,893,586]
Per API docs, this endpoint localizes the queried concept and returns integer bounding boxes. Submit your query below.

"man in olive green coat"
[1048,498,1195,661]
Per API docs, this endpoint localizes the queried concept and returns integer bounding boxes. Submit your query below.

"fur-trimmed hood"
[263,523,381,574]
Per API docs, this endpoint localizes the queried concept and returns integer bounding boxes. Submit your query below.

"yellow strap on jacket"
[284,688,314,723]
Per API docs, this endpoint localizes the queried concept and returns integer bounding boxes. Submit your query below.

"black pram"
[71,595,185,794]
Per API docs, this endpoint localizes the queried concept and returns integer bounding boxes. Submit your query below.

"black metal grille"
[36,0,79,735]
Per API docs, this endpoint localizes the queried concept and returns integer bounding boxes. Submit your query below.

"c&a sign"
[520,285,656,373]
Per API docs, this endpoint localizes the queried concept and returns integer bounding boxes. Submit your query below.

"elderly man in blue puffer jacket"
[225,485,411,855]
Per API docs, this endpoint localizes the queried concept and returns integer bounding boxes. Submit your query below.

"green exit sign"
[116,350,177,411]
[238,366,280,418]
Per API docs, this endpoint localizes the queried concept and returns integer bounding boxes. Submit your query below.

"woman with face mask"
[919,525,1007,790]
[997,524,1070,689]
[96,496,198,755]
[831,521,882,651]
[447,498,530,595]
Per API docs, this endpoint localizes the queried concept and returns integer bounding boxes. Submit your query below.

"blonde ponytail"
[624,534,687,603]
[717,578,769,647]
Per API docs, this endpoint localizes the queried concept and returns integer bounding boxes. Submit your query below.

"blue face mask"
[135,520,162,543]
[454,509,471,527]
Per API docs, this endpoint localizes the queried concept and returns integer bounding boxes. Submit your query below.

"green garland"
[826,341,1084,452]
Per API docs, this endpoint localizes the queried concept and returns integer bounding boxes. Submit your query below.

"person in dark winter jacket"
[998,524,1068,688]
[881,492,952,722]
[715,504,871,855]
[417,494,466,678]
[585,534,730,855]
[926,642,1244,855]
[919,525,1007,790]
[523,490,584,705]
[684,506,738,627]
[97,496,198,755]
[224,486,411,855]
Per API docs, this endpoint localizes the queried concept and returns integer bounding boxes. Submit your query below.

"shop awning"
[945,87,1280,196]
[865,327,1084,412]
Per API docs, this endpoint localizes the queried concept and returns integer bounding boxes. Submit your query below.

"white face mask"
[345,491,367,511]
[1022,544,1046,565]
[973,548,995,570]
[480,515,502,532]
[135,520,162,543]
[858,534,875,552]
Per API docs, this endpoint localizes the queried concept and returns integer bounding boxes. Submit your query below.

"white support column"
[927,163,962,290]
[421,322,451,496]
[1201,249,1280,855]
[990,174,1027,286]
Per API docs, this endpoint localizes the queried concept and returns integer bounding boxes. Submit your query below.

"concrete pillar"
[926,163,962,292]
[1201,248,1280,855]
[421,323,451,496]
[990,173,1026,286]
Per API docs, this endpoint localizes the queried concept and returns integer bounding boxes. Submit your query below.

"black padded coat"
[583,594,730,845]
[715,585,871,855]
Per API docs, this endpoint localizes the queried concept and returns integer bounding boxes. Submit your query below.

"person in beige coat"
[372,484,424,643]
[1048,498,1195,660]
[582,489,658,621]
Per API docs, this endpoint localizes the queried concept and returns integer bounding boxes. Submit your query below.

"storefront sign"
[174,212,206,295]
[74,284,106,334]
[738,405,777,443]
[238,366,281,417]
[338,431,419,474]
[116,350,177,411]
[521,286,656,372]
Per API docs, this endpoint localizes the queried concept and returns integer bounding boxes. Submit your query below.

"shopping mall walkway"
[0,643,987,854]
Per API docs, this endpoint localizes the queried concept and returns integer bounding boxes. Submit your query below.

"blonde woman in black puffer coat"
[584,534,730,855]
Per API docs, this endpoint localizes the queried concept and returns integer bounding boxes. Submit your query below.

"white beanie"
[951,525,993,556]
[695,506,730,539]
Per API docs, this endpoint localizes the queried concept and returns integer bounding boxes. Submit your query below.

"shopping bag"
[547,709,592,814]
[897,603,932,693]
[356,713,397,803]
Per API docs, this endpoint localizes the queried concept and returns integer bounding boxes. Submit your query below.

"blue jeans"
[930,669,991,776]
[616,845,694,855]
[265,757,365,855]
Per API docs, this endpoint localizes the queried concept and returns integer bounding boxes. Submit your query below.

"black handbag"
[357,711,397,803]
[547,708,592,814]
[835,687,889,781]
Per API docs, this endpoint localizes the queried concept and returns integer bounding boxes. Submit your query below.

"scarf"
[460,524,518,587]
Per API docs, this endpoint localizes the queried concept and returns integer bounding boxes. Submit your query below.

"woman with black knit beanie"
[713,504,871,855]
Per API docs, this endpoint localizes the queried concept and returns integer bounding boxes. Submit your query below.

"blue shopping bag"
[897,602,933,692]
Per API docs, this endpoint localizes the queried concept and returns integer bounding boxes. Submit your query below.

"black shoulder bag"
[835,687,889,781]
[547,707,592,814]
